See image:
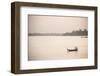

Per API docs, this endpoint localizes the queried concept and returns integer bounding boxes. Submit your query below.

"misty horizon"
[28,29,88,36]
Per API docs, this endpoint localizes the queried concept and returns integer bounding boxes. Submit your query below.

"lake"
[28,36,88,60]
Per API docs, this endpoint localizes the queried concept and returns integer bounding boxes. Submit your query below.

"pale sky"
[28,15,88,33]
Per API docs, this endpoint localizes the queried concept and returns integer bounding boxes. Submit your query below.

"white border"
[20,6,95,70]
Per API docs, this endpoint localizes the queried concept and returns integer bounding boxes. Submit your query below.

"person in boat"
[67,46,78,52]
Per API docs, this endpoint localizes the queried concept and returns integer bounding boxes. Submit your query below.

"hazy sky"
[28,15,88,33]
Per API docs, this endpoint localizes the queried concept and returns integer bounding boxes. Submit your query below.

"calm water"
[28,36,88,60]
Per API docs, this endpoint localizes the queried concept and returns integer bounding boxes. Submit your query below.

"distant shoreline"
[29,29,88,36]
[28,34,88,36]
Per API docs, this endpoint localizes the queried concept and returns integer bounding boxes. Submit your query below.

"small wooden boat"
[67,47,78,52]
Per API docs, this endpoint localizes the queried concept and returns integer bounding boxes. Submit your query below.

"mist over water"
[28,36,88,60]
